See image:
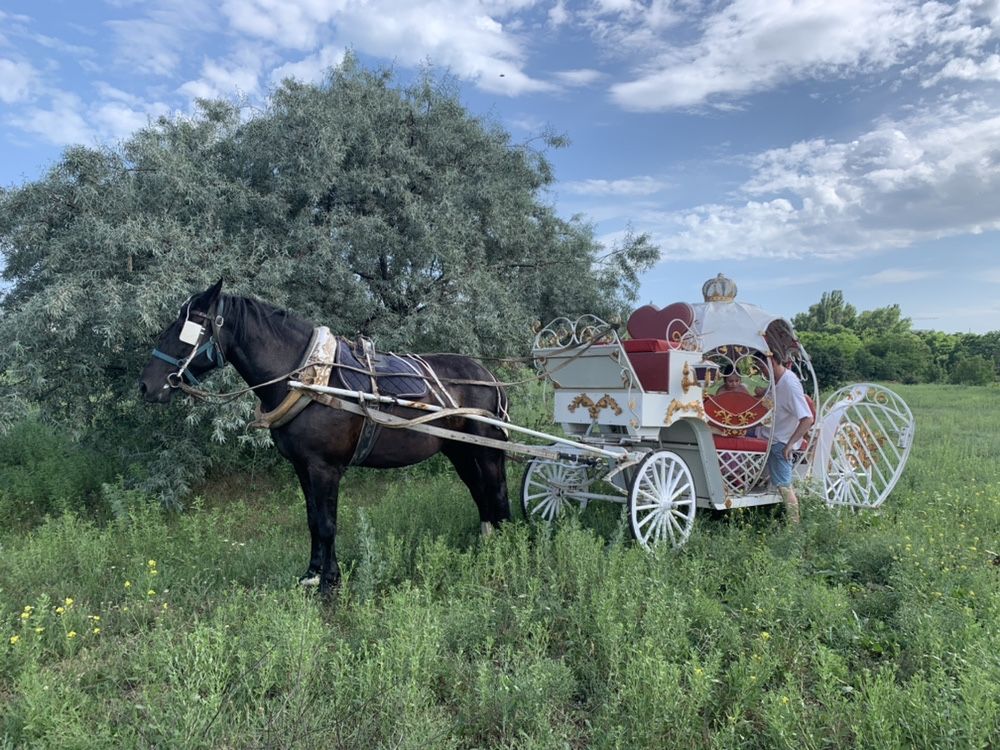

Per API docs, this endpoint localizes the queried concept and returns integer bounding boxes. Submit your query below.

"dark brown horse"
[139,280,511,592]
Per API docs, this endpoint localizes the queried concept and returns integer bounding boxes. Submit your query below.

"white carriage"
[522,273,916,548]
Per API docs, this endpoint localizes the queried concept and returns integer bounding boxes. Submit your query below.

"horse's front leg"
[293,462,322,586]
[310,463,345,594]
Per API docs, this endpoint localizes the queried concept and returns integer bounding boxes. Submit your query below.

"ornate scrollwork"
[533,315,618,350]
[568,393,623,421]
[665,399,706,424]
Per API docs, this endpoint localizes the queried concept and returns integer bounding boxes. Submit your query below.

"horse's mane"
[228,295,314,342]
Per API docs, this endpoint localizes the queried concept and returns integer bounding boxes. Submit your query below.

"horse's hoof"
[298,571,321,587]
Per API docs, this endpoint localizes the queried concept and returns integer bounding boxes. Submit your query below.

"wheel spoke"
[636,509,658,529]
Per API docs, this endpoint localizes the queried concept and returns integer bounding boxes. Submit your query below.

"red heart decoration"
[626,301,694,341]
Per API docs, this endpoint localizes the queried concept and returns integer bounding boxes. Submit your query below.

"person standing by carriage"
[766,352,814,524]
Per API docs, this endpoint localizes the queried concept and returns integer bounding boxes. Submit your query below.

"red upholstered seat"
[627,302,695,343]
[704,390,769,435]
[622,338,674,353]
[622,302,695,392]
[623,343,672,391]
[711,434,769,452]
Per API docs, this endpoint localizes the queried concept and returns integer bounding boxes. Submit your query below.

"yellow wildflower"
[150,569,159,577]
[64,598,74,608]
[23,605,33,613]
[20,611,31,620]
[781,696,790,705]
[124,580,132,589]
[89,615,101,622]
[162,603,169,610]
[9,635,19,645]
[147,560,156,568]
[34,627,44,634]
[760,631,771,641]
[92,628,101,635]
[147,589,156,597]
[55,607,65,615]
[67,631,77,639]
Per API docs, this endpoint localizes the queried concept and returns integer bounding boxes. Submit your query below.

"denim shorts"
[767,441,793,487]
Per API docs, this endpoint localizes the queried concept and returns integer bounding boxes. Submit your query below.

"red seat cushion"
[712,434,769,452]
[627,302,695,342]
[622,338,675,353]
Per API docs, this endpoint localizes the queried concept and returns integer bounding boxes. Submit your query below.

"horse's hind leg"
[443,443,511,534]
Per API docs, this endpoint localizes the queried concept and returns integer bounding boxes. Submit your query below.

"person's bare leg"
[778,486,800,524]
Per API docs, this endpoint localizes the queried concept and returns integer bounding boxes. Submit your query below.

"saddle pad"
[335,340,428,399]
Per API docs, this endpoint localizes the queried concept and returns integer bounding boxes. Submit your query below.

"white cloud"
[927,54,1000,86]
[8,92,96,145]
[648,98,1000,260]
[179,50,265,100]
[218,0,554,95]
[552,68,603,87]
[860,268,933,285]
[607,0,986,111]
[269,44,345,86]
[220,0,348,50]
[106,2,216,76]
[7,89,169,146]
[562,175,668,196]
[0,58,40,103]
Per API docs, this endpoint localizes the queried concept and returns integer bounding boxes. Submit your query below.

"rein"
[159,314,616,405]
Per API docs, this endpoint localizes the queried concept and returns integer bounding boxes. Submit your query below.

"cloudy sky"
[2,0,1000,332]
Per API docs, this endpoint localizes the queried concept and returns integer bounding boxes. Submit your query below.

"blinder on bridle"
[151,298,226,388]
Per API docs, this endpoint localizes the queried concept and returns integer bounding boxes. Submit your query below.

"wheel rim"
[521,460,591,522]
[629,451,697,549]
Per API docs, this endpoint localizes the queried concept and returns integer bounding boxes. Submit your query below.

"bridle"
[151,298,226,389]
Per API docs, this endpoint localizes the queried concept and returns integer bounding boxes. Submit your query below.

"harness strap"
[249,328,337,430]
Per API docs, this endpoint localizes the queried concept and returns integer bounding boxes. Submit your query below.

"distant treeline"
[793,291,998,387]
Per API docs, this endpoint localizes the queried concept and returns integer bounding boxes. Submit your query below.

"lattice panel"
[715,449,768,495]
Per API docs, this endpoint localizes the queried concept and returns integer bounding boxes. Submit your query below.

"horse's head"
[139,279,227,403]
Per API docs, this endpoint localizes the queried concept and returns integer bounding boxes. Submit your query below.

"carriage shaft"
[288,381,628,462]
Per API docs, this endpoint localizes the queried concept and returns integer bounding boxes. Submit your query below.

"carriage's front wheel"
[520,458,592,522]
[627,450,697,549]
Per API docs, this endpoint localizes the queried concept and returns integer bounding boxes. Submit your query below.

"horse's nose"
[138,380,148,397]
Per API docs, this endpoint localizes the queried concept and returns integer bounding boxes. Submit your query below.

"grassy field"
[1,384,999,748]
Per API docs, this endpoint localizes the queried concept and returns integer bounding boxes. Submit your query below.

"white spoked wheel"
[627,450,697,550]
[521,458,593,522]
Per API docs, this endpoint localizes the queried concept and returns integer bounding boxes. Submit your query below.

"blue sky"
[2,0,1000,333]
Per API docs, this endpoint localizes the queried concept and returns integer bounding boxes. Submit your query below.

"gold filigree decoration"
[568,393,623,421]
[681,361,698,393]
[665,399,706,424]
[835,424,887,470]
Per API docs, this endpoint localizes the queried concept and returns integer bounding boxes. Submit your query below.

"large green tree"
[0,59,656,502]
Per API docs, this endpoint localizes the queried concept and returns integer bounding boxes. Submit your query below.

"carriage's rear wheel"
[520,458,593,522]
[627,450,697,549]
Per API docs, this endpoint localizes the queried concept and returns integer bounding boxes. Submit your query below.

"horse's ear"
[204,278,224,305]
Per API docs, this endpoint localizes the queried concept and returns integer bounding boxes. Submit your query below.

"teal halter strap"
[151,298,226,386]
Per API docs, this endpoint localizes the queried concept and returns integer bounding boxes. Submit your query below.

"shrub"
[949,355,996,385]
[0,419,118,526]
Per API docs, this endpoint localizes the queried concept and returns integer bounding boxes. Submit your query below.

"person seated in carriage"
[718,367,751,396]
